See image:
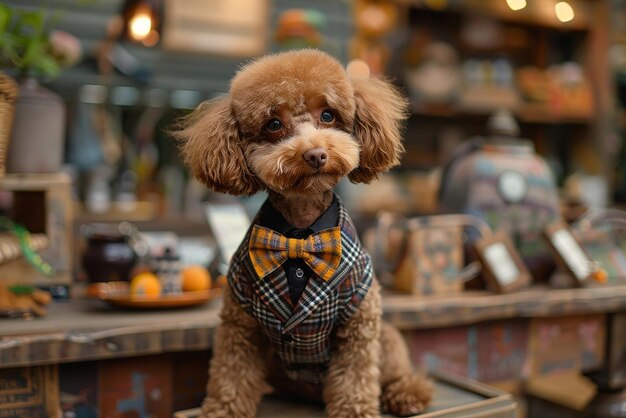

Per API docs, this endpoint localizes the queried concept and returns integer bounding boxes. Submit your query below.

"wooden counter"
[0,297,222,369]
[2,285,626,369]
[384,285,626,330]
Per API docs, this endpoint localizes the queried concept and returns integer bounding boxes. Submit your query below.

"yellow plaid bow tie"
[249,225,342,281]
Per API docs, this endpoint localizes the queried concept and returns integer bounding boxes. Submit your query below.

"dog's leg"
[201,286,267,418]
[323,281,382,418]
[379,322,433,416]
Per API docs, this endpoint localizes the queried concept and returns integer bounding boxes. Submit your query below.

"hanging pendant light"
[506,0,527,12]
[121,0,161,47]
[555,1,575,23]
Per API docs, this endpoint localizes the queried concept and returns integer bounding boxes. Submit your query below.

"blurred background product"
[274,9,326,50]
[439,109,560,281]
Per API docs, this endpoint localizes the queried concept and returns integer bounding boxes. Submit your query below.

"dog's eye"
[265,119,282,132]
[320,110,334,123]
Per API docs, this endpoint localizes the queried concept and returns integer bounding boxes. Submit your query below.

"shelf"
[383,284,626,330]
[614,33,626,45]
[0,172,72,190]
[395,0,592,32]
[0,172,74,289]
[515,105,593,124]
[411,103,593,125]
[76,201,158,223]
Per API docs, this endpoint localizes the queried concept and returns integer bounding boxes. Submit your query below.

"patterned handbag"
[367,212,491,295]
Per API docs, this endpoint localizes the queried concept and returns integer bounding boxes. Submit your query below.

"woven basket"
[0,72,18,177]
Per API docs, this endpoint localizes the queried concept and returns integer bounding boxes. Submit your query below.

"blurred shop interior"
[2,0,626,417]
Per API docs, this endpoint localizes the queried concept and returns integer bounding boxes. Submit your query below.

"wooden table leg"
[584,312,626,417]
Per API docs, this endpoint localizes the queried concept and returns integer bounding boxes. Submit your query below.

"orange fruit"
[214,275,228,288]
[591,268,608,284]
[129,272,162,299]
[182,265,211,292]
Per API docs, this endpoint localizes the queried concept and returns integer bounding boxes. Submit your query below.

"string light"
[129,4,152,42]
[555,1,575,23]
[506,0,527,11]
[119,0,161,46]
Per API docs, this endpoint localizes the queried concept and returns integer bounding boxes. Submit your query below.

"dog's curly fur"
[175,49,432,418]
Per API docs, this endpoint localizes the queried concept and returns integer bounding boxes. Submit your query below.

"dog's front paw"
[201,397,255,418]
[326,403,381,418]
[199,399,230,418]
[381,375,434,417]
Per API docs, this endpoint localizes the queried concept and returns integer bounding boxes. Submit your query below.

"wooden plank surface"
[0,297,222,368]
[173,371,517,418]
[2,284,626,368]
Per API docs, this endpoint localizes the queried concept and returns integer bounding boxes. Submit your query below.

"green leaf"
[0,4,77,78]
[34,54,60,77]
[0,5,12,34]
[18,10,45,37]
[0,35,22,67]
[8,285,35,295]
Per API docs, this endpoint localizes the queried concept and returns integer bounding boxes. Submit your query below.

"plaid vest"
[228,199,373,383]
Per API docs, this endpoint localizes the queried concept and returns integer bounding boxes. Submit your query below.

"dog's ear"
[174,96,260,195]
[348,77,407,184]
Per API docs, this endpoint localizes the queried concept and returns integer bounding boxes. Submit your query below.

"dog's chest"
[246,250,370,383]
[228,207,373,382]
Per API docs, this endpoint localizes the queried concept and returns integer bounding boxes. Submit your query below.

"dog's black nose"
[303,147,328,169]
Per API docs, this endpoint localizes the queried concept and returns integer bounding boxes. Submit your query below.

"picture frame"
[473,233,531,293]
[162,0,269,57]
[204,202,250,274]
[543,220,595,286]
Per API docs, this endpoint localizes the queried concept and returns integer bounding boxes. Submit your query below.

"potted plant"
[0,4,81,173]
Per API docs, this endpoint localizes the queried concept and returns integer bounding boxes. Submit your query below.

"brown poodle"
[175,49,432,418]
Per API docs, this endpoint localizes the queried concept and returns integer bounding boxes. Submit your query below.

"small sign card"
[473,233,531,293]
[205,202,250,269]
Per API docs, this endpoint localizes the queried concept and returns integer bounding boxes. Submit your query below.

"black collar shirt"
[256,195,340,305]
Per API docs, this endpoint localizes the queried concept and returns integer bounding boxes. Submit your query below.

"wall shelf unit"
[387,0,612,188]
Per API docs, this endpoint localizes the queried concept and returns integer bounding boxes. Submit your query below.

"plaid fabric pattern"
[228,197,373,384]
[249,225,342,281]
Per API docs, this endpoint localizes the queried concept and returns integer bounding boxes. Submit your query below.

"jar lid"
[157,247,180,261]
[81,223,125,241]
[487,108,520,137]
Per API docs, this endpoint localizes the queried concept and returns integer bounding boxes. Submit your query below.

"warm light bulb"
[506,0,527,11]
[555,1,575,23]
[129,6,152,41]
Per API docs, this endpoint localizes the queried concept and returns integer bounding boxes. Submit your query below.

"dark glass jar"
[81,224,138,283]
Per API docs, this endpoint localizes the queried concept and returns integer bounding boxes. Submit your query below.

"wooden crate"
[98,356,173,418]
[406,319,529,383]
[0,365,59,418]
[0,173,73,291]
[173,371,517,418]
[527,314,606,375]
